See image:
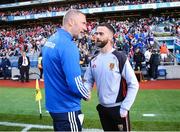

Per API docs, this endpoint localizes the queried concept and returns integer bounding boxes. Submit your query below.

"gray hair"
[62,9,84,26]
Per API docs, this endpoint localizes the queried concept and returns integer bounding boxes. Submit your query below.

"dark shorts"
[50,110,82,131]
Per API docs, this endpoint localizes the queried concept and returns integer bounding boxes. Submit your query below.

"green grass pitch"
[0,87,180,131]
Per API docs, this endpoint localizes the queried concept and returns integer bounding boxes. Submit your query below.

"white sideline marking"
[0,121,53,132]
[143,114,156,117]
[22,126,33,132]
[0,121,103,132]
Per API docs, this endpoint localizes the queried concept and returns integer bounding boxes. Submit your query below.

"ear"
[108,38,114,44]
[69,18,75,26]
[108,31,114,39]
[108,34,114,42]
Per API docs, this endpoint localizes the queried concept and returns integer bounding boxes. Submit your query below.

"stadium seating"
[176,54,180,64]
[158,69,167,79]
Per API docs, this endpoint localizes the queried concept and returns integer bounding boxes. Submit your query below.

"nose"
[83,25,87,32]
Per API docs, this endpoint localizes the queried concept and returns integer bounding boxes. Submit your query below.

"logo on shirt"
[44,41,56,48]
[92,64,96,68]
[109,63,115,70]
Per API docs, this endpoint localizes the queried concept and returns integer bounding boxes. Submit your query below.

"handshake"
[83,91,91,101]
[82,78,92,101]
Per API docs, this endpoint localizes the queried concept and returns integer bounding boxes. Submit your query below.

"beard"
[95,39,108,48]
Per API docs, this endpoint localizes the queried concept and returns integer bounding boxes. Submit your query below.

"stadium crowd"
[0,0,178,17]
[0,16,179,61]
[0,24,57,57]
[0,15,179,80]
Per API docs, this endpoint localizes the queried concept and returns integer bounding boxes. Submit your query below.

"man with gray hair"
[43,9,90,131]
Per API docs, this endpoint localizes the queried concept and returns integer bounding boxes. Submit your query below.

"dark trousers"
[3,67,11,79]
[96,104,130,131]
[50,110,82,131]
[150,64,158,79]
[39,68,43,79]
[20,66,29,82]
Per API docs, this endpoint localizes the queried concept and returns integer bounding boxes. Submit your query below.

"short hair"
[63,9,85,26]
[96,23,116,35]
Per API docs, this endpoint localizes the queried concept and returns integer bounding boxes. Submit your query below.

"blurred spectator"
[144,47,152,77]
[175,50,180,64]
[160,41,169,62]
[133,47,145,71]
[149,48,160,80]
[1,56,11,79]
[38,52,43,81]
[18,51,30,82]
[148,32,154,47]
[144,48,152,64]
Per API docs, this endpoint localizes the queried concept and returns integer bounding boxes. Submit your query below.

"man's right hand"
[83,91,91,101]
